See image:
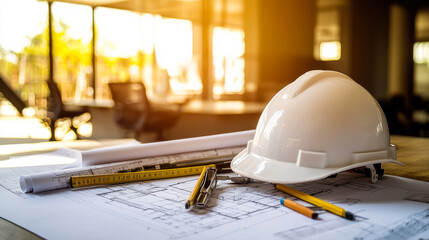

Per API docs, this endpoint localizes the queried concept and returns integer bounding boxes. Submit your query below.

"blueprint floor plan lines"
[0,169,20,195]
[80,178,287,238]
[406,193,429,203]
[286,182,335,197]
[1,162,429,240]
[284,175,379,200]
[327,179,379,192]
[332,197,362,206]
[353,208,429,240]
[274,218,356,240]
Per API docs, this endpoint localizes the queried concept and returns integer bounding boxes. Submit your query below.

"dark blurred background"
[0,0,428,142]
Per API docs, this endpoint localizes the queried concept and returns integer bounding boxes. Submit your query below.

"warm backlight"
[213,27,245,98]
[320,41,341,61]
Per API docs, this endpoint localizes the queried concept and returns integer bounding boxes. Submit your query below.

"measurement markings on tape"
[70,164,216,189]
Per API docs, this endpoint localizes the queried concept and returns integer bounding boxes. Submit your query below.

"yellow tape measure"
[71,164,216,189]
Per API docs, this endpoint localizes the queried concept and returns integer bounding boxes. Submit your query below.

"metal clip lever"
[216,175,253,184]
[195,167,218,207]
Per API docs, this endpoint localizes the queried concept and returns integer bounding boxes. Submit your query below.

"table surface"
[67,99,267,115]
[0,135,428,239]
[385,135,429,182]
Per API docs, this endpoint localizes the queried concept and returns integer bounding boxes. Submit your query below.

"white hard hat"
[231,70,401,184]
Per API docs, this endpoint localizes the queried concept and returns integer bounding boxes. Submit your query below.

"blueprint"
[0,162,428,240]
[13,130,253,193]
[17,146,244,193]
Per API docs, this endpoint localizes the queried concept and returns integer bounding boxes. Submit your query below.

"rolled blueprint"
[19,146,245,193]
[81,129,255,166]
[19,130,255,193]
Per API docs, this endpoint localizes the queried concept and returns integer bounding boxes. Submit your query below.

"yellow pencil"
[185,166,208,209]
[281,198,318,219]
[276,184,355,220]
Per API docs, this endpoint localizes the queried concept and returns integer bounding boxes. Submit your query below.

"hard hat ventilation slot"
[352,150,388,163]
[296,150,327,168]
[287,71,352,98]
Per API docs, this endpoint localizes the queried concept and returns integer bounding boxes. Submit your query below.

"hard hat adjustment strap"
[364,164,384,184]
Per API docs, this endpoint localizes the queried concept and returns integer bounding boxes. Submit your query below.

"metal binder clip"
[196,167,217,207]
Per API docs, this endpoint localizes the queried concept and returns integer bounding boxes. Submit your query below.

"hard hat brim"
[230,148,403,184]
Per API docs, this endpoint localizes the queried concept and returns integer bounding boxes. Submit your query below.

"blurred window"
[314,7,341,61]
[154,16,202,97]
[212,27,245,99]
[95,9,202,100]
[52,2,93,102]
[414,8,429,99]
[0,0,48,116]
[94,7,144,100]
[413,42,429,99]
[0,0,247,108]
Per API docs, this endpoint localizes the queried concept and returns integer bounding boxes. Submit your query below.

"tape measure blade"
[70,164,215,189]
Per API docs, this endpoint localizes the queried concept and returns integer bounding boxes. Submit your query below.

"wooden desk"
[67,99,266,140]
[0,135,427,239]
[387,135,429,182]
[181,100,266,115]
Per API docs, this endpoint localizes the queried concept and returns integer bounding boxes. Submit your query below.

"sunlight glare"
[0,155,75,168]
[153,16,202,95]
[77,122,93,137]
[320,41,341,61]
[414,42,429,64]
[213,27,245,96]
[154,17,193,70]
[95,7,143,58]
[0,0,47,52]
[141,14,155,54]
[52,2,92,43]
[0,116,51,139]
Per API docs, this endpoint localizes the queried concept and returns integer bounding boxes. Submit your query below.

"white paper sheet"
[1,161,428,240]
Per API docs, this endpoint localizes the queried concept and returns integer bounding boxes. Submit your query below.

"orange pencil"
[280,198,318,219]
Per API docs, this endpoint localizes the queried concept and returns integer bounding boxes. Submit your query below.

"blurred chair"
[0,74,26,115]
[108,82,182,141]
[46,80,89,141]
